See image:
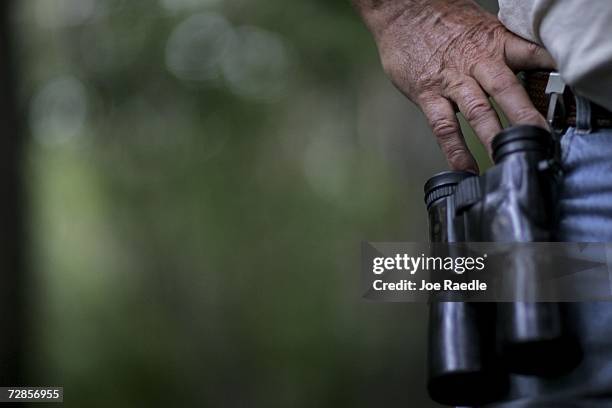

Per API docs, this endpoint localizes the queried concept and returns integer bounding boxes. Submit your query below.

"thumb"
[504,34,556,71]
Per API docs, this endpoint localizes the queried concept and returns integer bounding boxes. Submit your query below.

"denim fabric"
[492,100,612,407]
[557,127,612,241]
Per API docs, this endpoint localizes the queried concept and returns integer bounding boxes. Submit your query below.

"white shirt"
[498,0,612,111]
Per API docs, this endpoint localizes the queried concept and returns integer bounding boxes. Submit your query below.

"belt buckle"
[545,72,566,134]
[544,72,565,173]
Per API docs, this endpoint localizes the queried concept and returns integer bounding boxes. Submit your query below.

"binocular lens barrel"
[492,127,580,376]
[425,171,505,406]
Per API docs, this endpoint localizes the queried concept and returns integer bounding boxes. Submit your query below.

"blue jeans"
[558,128,612,241]
[496,98,612,407]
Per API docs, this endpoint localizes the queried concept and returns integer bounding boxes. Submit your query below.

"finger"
[443,76,502,154]
[420,95,479,173]
[504,35,556,71]
[473,64,548,129]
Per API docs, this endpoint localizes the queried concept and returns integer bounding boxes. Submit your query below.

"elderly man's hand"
[354,0,555,172]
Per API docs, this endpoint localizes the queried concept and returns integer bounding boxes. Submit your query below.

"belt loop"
[575,94,592,133]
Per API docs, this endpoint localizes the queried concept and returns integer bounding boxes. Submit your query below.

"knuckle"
[430,117,460,141]
[463,97,494,123]
[441,75,463,93]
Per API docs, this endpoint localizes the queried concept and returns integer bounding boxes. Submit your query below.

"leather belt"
[522,71,612,128]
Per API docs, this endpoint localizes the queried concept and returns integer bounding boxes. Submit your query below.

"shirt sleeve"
[499,0,612,111]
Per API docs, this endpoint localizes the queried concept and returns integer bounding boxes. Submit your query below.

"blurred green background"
[11,0,494,406]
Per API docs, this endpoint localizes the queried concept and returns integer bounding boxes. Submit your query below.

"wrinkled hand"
[356,0,555,172]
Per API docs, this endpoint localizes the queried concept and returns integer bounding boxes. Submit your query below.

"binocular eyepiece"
[424,171,474,208]
[491,124,553,163]
[425,124,553,205]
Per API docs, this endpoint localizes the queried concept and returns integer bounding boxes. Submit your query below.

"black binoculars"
[424,125,581,406]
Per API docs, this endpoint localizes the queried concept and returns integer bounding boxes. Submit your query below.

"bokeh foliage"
[13,0,493,406]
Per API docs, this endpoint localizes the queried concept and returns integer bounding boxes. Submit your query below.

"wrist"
[353,0,421,38]
[356,0,485,41]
